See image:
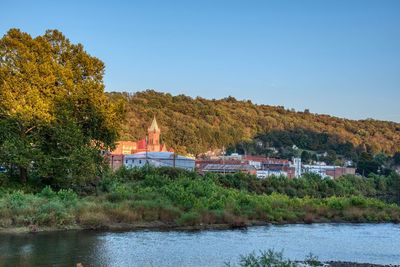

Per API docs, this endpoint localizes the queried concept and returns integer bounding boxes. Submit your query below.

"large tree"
[0,29,119,186]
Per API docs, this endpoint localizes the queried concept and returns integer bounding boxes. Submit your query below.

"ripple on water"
[0,223,399,267]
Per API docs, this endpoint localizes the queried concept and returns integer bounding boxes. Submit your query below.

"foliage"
[226,250,324,267]
[304,253,322,267]
[0,187,78,227]
[0,29,120,186]
[1,167,399,230]
[213,171,400,204]
[107,90,400,158]
[238,250,295,267]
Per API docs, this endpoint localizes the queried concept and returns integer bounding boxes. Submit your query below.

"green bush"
[238,250,296,267]
[39,186,57,198]
[226,250,324,267]
[1,167,400,229]
[106,184,131,202]
[57,189,78,207]
[36,200,74,226]
[177,211,201,226]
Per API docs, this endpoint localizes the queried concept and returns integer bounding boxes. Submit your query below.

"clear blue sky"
[2,0,400,122]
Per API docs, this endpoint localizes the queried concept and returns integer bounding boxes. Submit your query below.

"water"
[0,224,399,267]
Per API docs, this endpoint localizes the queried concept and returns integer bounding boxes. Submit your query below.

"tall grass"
[0,167,399,230]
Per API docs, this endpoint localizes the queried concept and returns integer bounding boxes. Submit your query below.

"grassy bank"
[1,167,400,232]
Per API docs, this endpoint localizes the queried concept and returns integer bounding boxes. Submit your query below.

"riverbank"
[0,221,238,234]
[1,219,399,235]
[1,168,400,234]
[1,194,399,234]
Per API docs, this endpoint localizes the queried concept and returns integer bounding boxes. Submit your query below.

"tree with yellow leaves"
[0,29,119,185]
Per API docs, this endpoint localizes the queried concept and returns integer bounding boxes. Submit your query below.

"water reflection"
[1,224,399,267]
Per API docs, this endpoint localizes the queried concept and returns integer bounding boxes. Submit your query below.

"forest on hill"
[107,90,400,160]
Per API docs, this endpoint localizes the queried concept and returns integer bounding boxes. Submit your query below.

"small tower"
[147,116,161,152]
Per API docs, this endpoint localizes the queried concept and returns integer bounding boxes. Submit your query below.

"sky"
[2,0,400,122]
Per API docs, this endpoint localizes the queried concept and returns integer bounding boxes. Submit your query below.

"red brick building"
[107,117,169,170]
[112,117,168,155]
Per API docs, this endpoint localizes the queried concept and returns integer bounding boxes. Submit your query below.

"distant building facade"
[196,155,298,178]
[124,152,195,171]
[196,154,355,179]
[112,117,168,155]
[202,164,257,175]
[302,164,355,179]
[107,117,170,170]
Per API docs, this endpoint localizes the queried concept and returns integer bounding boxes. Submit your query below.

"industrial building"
[124,152,195,171]
[302,164,356,179]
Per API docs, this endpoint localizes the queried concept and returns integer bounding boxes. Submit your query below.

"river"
[0,223,399,267]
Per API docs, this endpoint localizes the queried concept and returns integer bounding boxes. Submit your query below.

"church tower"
[147,116,161,152]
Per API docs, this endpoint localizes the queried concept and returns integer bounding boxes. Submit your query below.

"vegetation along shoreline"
[1,167,400,235]
[1,29,400,266]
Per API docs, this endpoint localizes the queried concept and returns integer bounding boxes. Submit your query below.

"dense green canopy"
[107,90,400,157]
[0,29,119,185]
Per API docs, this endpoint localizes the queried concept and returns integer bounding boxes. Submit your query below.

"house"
[124,152,195,171]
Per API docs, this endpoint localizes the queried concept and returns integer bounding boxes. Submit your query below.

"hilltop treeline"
[107,90,400,157]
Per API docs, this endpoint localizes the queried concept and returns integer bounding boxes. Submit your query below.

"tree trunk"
[19,167,27,183]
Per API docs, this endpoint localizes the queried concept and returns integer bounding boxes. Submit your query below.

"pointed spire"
[148,116,160,132]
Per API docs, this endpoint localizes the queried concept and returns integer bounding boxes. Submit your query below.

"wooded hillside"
[108,90,400,157]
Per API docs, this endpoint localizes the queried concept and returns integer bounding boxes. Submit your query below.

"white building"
[303,164,336,179]
[124,152,195,171]
[248,160,262,170]
[256,170,288,179]
[302,163,355,179]
[291,157,302,178]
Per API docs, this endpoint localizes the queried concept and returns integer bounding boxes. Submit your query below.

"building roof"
[240,155,290,165]
[303,165,342,170]
[203,164,256,172]
[148,116,160,132]
[243,155,268,162]
[263,158,290,165]
[125,151,194,160]
[196,159,243,165]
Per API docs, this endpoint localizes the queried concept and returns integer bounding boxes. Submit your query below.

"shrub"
[176,211,201,226]
[39,186,57,198]
[238,250,296,267]
[304,253,323,267]
[227,250,323,267]
[57,189,78,207]
[36,200,74,226]
[327,197,347,210]
[106,185,131,202]
[79,211,109,229]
